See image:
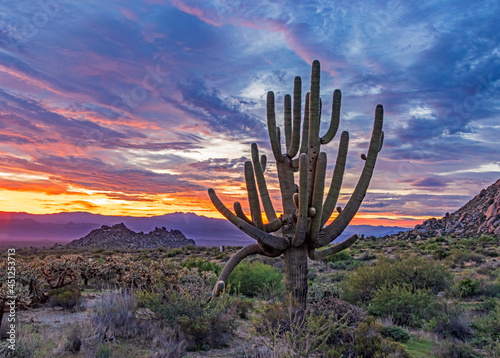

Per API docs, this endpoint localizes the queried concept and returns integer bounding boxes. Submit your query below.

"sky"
[0,0,498,227]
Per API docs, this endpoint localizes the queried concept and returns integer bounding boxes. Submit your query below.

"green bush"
[449,250,485,266]
[456,277,480,298]
[381,325,411,343]
[48,286,81,310]
[433,341,481,358]
[166,248,183,257]
[342,256,451,305]
[478,235,496,243]
[368,284,437,327]
[426,243,439,250]
[182,257,221,276]
[228,261,284,298]
[324,250,352,263]
[434,248,451,260]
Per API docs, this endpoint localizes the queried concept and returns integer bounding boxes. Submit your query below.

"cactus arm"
[320,89,341,144]
[284,94,292,150]
[299,92,310,154]
[316,105,384,248]
[261,155,267,173]
[293,153,309,246]
[234,202,253,225]
[251,143,278,222]
[208,189,289,251]
[308,234,359,260]
[309,152,327,243]
[244,161,264,230]
[265,217,283,233]
[307,60,322,207]
[212,243,264,297]
[287,76,302,158]
[267,91,283,162]
[321,131,349,227]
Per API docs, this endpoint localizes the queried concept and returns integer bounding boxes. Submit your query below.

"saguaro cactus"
[208,60,384,311]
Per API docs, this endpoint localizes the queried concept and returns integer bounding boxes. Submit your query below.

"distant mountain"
[0,211,409,247]
[387,178,500,240]
[66,223,195,249]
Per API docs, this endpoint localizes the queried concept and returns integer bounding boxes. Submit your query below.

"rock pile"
[66,223,195,249]
[388,178,500,240]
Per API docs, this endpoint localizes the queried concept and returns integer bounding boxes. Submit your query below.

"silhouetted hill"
[66,223,195,249]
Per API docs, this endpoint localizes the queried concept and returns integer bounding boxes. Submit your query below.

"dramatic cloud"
[0,0,498,224]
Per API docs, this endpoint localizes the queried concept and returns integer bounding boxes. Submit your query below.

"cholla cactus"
[208,60,384,310]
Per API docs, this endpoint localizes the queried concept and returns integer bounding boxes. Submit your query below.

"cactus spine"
[208,60,384,311]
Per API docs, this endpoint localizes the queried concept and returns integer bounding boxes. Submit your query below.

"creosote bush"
[342,256,451,305]
[48,286,81,310]
[368,284,437,327]
[228,260,284,299]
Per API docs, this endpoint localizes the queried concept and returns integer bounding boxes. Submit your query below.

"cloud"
[410,177,448,188]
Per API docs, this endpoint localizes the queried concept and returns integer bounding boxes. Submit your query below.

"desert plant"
[456,276,481,298]
[208,60,384,313]
[381,325,411,343]
[228,260,284,299]
[182,257,221,276]
[368,284,437,327]
[48,286,81,310]
[342,256,451,304]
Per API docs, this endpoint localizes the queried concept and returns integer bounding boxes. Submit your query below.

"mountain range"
[0,211,408,248]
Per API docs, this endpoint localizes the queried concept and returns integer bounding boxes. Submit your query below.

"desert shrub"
[434,236,448,243]
[228,261,284,299]
[471,300,500,343]
[381,325,411,343]
[456,277,480,298]
[139,269,238,351]
[368,284,437,327]
[434,313,474,341]
[449,250,485,266]
[91,290,140,339]
[324,250,352,263]
[64,323,82,353]
[252,300,408,357]
[476,297,498,313]
[433,248,451,260]
[426,243,439,250]
[345,320,411,358]
[358,252,377,261]
[480,281,500,298]
[342,256,451,305]
[48,286,81,310]
[167,248,183,257]
[478,235,496,243]
[234,297,254,319]
[182,257,221,275]
[433,341,480,358]
[253,302,289,335]
[95,345,111,358]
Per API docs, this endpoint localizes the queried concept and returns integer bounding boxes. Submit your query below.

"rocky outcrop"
[387,178,500,240]
[66,223,195,249]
